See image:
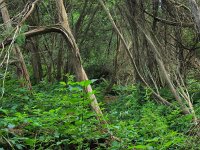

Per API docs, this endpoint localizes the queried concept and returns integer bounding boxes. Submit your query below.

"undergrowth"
[0,78,199,149]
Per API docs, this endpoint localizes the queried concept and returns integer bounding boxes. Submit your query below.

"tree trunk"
[26,39,43,83]
[0,0,32,90]
[55,0,103,116]
[98,0,172,106]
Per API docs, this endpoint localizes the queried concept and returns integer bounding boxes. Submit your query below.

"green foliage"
[105,85,196,150]
[0,79,104,149]
[15,25,28,46]
[0,79,199,149]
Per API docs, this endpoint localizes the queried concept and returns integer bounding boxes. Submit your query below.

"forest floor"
[0,79,200,149]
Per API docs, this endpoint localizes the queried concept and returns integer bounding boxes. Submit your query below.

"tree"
[0,0,32,89]
[55,0,104,116]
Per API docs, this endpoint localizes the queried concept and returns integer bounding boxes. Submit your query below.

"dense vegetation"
[0,0,200,149]
[0,77,199,149]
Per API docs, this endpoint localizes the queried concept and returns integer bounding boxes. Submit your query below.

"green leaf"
[21,96,29,100]
[91,79,98,83]
[78,80,92,87]
[8,124,15,129]
[164,141,173,147]
[25,138,36,147]
[0,108,8,115]
[111,141,120,147]
[60,81,66,86]
[134,145,147,149]
[56,141,62,145]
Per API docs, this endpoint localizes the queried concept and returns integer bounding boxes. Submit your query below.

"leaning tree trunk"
[55,0,103,116]
[0,0,32,90]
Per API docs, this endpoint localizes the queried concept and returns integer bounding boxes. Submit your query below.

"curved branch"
[0,25,63,48]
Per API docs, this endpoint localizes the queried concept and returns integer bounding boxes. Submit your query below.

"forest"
[0,0,200,149]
